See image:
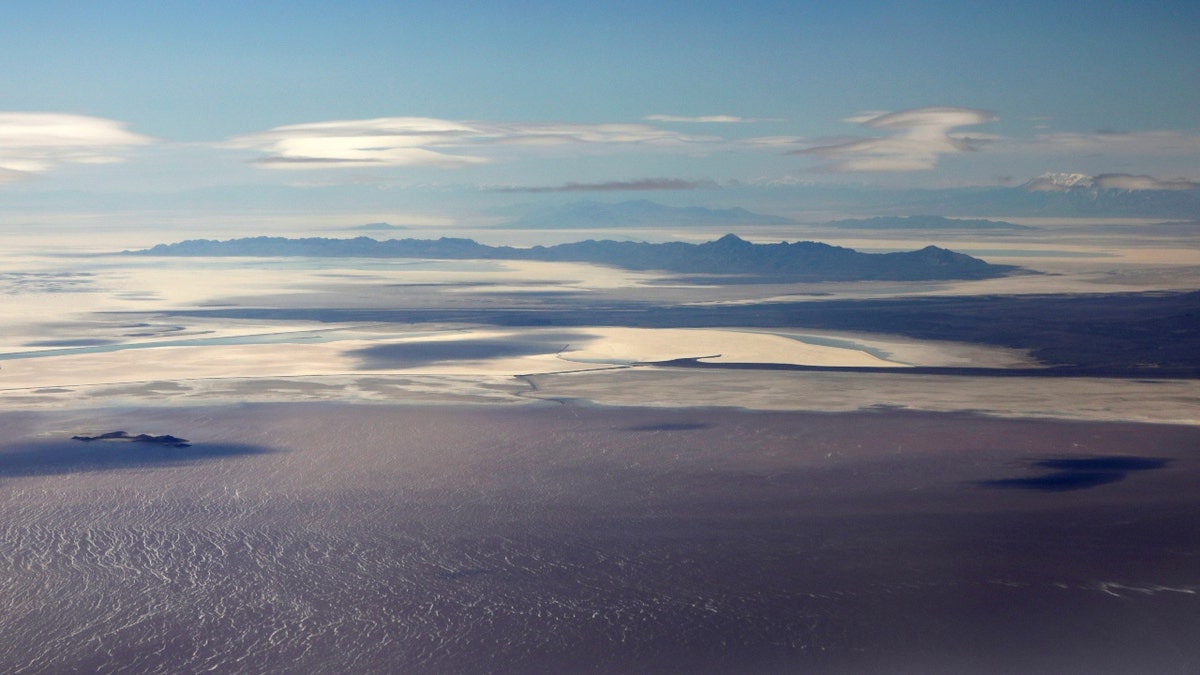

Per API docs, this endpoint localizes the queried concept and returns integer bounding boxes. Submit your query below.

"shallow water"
[2,403,1198,674]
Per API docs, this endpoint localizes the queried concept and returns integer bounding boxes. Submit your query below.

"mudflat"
[2,402,1197,674]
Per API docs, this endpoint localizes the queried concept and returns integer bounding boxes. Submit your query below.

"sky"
[2,0,1198,232]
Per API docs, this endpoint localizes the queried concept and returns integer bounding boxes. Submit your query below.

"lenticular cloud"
[794,106,997,172]
[226,117,719,170]
[0,113,152,181]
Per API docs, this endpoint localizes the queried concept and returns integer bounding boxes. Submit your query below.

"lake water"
[2,404,1198,673]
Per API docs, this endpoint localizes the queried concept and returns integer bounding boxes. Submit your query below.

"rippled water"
[3,404,1198,673]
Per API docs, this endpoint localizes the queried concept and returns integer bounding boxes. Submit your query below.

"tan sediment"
[520,368,1200,426]
[0,326,902,392]
[555,327,903,368]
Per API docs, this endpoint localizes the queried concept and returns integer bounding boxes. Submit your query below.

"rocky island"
[72,431,192,448]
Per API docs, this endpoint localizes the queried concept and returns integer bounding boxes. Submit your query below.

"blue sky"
[2,0,1198,229]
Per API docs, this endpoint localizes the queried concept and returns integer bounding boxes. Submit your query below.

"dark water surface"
[1,404,1197,674]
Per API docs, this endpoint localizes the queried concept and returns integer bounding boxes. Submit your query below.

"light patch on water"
[520,369,1200,425]
[558,327,904,368]
[1090,582,1198,597]
[0,324,909,400]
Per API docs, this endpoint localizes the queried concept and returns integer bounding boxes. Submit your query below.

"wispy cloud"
[643,115,759,123]
[743,135,808,147]
[227,117,719,170]
[0,113,152,183]
[1094,173,1199,191]
[1002,131,1200,188]
[493,177,719,193]
[792,107,997,172]
[1024,130,1200,156]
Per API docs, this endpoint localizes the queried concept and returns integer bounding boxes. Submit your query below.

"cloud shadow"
[623,423,712,432]
[978,456,1170,492]
[0,438,276,482]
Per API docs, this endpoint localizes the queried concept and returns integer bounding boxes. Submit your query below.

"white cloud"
[643,115,757,123]
[225,117,488,169]
[1024,130,1200,155]
[494,177,719,192]
[0,113,152,182]
[1094,173,1198,191]
[483,121,713,146]
[227,117,719,170]
[743,135,808,147]
[993,130,1200,186]
[793,107,997,172]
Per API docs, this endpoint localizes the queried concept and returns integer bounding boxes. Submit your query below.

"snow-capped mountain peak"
[1022,172,1095,191]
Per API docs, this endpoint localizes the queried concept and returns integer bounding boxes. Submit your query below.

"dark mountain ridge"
[130,234,1016,282]
[499,199,795,229]
[824,215,1034,231]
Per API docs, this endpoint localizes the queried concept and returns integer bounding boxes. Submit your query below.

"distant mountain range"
[1021,172,1199,193]
[498,199,795,229]
[131,234,1015,282]
[906,174,1200,219]
[343,222,409,231]
[490,187,1200,231]
[823,215,1034,230]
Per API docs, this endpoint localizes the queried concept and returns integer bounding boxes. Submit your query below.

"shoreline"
[1,375,1197,427]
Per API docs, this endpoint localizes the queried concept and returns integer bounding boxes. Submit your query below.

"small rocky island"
[72,431,192,448]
